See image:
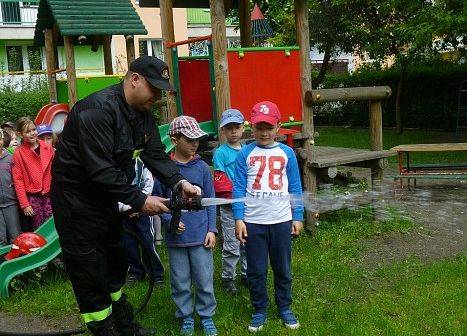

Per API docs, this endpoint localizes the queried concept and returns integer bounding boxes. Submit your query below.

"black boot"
[112,294,156,336]
[87,314,120,336]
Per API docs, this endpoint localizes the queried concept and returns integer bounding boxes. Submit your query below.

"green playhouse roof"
[187,8,237,25]
[34,0,147,45]
[140,0,238,8]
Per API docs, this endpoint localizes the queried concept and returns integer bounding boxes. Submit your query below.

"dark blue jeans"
[245,221,292,313]
[122,215,164,281]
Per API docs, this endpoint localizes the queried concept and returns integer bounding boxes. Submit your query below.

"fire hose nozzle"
[164,191,204,233]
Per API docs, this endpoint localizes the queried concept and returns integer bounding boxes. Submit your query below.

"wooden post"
[103,35,113,75]
[238,0,252,47]
[369,100,384,219]
[44,29,57,102]
[369,100,383,178]
[295,0,317,231]
[125,35,135,68]
[63,36,77,107]
[210,0,231,134]
[160,0,178,123]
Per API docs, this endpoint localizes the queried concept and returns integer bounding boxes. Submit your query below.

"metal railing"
[0,0,39,26]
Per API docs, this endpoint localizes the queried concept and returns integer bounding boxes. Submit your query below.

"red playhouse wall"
[177,49,302,123]
[178,59,213,122]
[228,49,302,122]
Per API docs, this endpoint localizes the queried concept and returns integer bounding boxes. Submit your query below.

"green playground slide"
[0,119,217,298]
[0,217,60,298]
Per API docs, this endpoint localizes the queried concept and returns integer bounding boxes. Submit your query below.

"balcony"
[0,0,39,26]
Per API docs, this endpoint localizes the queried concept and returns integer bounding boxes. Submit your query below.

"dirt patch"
[360,177,467,268]
[333,166,466,267]
[0,311,83,334]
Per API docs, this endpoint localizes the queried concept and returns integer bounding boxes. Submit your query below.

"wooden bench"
[390,143,467,187]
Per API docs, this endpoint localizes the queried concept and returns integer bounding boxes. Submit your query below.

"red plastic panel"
[35,103,54,125]
[178,59,213,122]
[228,50,302,122]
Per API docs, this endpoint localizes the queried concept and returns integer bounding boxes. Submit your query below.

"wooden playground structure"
[34,0,396,225]
[143,0,395,225]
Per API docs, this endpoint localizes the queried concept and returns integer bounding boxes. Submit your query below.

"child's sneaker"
[180,316,194,335]
[200,318,218,336]
[279,309,300,329]
[248,312,267,332]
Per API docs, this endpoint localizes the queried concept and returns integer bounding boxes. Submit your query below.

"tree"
[352,0,466,133]
[307,0,364,88]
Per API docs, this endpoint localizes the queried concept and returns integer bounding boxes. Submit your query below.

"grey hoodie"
[0,149,17,207]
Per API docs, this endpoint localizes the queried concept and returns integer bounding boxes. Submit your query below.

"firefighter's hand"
[141,196,169,215]
[23,206,34,217]
[179,180,201,197]
[235,220,248,243]
[176,222,186,235]
[204,232,216,249]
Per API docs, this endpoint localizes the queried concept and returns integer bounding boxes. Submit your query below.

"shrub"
[315,62,467,130]
[0,75,49,124]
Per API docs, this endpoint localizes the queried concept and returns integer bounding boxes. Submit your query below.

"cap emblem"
[161,68,170,79]
[259,104,270,114]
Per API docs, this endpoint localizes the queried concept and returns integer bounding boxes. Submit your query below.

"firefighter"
[51,56,198,336]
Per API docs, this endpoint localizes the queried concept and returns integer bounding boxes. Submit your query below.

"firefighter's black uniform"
[51,82,183,335]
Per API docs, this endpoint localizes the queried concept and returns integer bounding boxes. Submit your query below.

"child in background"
[2,121,18,153]
[212,109,247,295]
[37,124,55,146]
[12,117,54,230]
[233,101,304,332]
[0,129,20,246]
[119,157,165,285]
[153,116,218,336]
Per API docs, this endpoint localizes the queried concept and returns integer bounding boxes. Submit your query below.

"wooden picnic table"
[390,143,467,185]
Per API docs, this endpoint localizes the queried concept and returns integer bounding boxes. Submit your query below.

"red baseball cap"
[251,101,281,125]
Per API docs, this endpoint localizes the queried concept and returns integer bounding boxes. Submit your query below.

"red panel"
[178,59,212,122]
[228,50,302,122]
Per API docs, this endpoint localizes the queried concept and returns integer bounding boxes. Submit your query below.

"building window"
[1,2,21,23]
[6,46,24,72]
[189,41,208,57]
[227,38,241,49]
[22,2,38,7]
[139,39,164,60]
[27,46,42,71]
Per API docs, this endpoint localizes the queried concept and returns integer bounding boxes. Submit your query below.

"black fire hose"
[0,190,204,336]
[0,227,156,336]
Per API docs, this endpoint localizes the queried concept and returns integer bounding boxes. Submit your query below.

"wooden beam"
[210,0,231,133]
[125,35,135,68]
[306,86,392,104]
[160,0,178,123]
[44,29,57,102]
[64,36,78,107]
[103,35,113,75]
[238,0,252,47]
[295,0,317,231]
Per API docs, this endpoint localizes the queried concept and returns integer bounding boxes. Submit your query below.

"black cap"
[129,55,175,92]
[1,121,15,129]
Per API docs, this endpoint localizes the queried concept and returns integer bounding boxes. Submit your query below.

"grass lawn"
[315,126,467,165]
[0,209,465,335]
[0,128,466,335]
